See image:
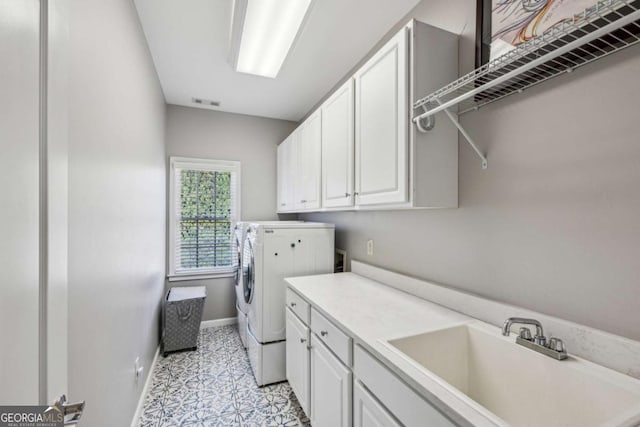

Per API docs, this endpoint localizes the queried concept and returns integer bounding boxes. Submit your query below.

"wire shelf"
[413,0,640,120]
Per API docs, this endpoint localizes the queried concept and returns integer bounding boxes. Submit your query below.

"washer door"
[243,236,255,304]
[234,233,242,287]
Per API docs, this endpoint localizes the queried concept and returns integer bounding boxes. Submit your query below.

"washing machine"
[235,221,302,349]
[244,221,335,386]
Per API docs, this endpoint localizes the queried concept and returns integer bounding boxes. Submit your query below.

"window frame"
[168,156,241,280]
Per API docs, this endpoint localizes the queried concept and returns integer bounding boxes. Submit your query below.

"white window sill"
[167,271,235,282]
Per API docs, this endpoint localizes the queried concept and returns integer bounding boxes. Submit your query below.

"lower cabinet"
[310,334,352,427]
[286,303,352,427]
[354,380,401,427]
[354,344,455,427]
[285,308,310,415]
[286,289,455,427]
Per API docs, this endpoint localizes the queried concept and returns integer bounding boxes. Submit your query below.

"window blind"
[170,158,240,276]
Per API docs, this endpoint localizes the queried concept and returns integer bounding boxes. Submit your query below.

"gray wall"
[301,0,640,342]
[67,0,166,426]
[166,105,297,320]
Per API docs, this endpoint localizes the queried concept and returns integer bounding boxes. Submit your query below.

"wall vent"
[191,97,220,107]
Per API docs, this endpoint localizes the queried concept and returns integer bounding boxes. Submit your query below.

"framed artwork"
[476,0,606,67]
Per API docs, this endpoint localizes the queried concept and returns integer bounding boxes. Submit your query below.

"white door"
[297,111,322,211]
[353,380,401,427]
[1,0,75,413]
[277,136,294,212]
[285,309,310,415]
[322,79,355,208]
[0,0,41,404]
[310,335,352,427]
[354,27,409,206]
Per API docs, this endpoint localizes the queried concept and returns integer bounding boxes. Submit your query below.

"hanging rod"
[412,0,640,170]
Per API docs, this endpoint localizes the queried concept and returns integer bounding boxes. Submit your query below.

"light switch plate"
[366,239,374,256]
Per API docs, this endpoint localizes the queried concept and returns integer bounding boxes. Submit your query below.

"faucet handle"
[548,337,566,353]
[519,327,532,341]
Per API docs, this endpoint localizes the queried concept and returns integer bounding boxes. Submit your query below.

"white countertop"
[285,272,640,427]
[286,272,497,426]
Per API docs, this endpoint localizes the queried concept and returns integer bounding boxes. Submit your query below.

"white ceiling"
[134,0,421,121]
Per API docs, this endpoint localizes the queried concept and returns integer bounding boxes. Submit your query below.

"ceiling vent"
[192,97,220,107]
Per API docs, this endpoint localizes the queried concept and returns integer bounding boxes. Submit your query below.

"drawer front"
[311,307,352,366]
[286,288,310,325]
[354,345,455,427]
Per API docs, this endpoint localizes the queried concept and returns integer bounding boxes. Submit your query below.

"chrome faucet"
[502,317,568,360]
[502,317,544,339]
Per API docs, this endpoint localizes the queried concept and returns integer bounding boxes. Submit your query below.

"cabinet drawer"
[311,307,352,366]
[286,288,310,324]
[354,345,455,427]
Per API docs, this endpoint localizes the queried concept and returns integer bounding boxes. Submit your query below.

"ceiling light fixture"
[229,0,313,79]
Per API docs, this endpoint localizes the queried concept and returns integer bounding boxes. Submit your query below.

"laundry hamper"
[163,286,206,356]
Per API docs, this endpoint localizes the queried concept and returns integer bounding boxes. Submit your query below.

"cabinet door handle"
[300,338,307,343]
[345,192,350,197]
[290,302,296,307]
[320,331,328,337]
[306,345,313,350]
[354,192,359,196]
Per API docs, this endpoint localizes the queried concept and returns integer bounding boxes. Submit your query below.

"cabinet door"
[286,309,310,415]
[310,335,352,427]
[354,27,409,206]
[321,79,354,208]
[354,380,401,427]
[277,135,296,212]
[297,111,322,211]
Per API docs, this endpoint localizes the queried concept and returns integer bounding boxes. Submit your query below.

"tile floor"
[138,325,310,427]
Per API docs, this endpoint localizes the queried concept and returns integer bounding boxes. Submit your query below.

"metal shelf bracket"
[414,100,488,170]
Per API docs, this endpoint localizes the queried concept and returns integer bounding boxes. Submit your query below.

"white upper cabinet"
[354,27,409,206]
[297,111,322,211]
[321,79,355,208]
[277,134,296,212]
[276,20,459,213]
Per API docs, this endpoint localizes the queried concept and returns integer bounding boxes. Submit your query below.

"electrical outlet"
[366,239,374,256]
[135,357,144,383]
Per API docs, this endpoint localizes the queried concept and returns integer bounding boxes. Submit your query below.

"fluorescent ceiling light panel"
[234,0,312,78]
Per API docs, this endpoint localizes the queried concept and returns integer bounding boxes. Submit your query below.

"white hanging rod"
[412,0,640,123]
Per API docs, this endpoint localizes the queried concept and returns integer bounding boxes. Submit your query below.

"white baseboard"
[200,317,238,329]
[130,345,160,427]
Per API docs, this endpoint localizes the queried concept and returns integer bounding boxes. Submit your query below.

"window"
[169,157,241,279]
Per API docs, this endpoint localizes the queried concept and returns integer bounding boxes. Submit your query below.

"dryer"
[244,221,335,386]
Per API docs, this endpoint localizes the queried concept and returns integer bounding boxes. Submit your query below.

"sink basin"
[387,323,640,426]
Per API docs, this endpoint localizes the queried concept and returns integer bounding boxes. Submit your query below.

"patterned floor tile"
[138,325,310,427]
